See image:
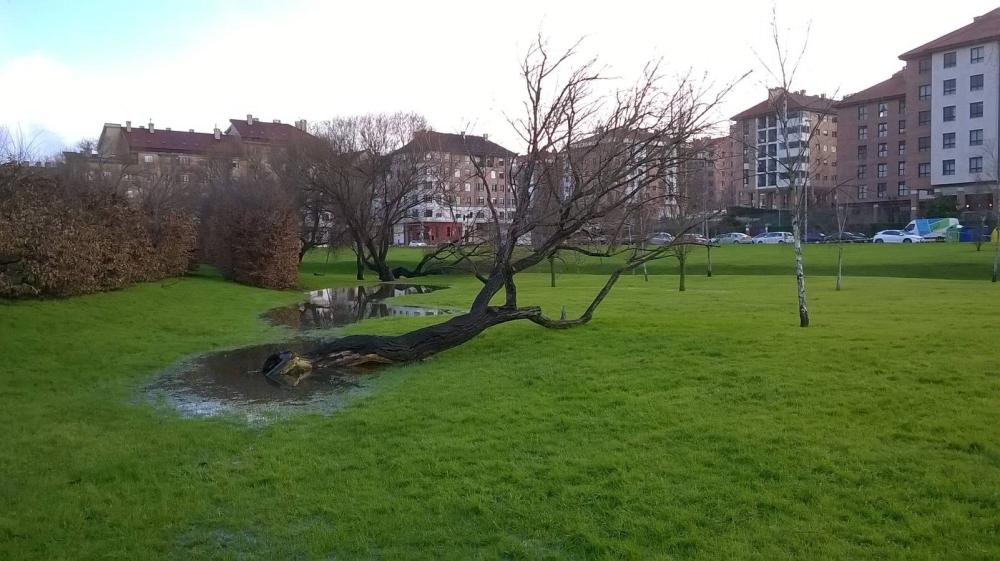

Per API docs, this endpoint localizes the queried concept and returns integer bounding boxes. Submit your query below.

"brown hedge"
[201,177,300,290]
[0,165,197,298]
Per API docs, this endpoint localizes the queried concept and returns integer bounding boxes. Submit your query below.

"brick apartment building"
[834,71,918,224]
[66,114,314,192]
[838,7,1000,224]
[728,88,839,211]
[393,130,517,245]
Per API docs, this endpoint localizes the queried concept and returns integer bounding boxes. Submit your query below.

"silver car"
[752,232,795,244]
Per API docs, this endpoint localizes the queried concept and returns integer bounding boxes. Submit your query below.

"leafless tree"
[751,11,836,327]
[309,112,437,281]
[264,36,736,377]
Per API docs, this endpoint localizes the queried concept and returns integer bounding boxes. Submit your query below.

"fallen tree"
[267,37,738,374]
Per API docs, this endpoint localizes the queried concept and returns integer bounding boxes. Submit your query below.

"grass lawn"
[1,245,999,560]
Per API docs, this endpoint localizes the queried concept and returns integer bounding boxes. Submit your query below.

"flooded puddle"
[262,284,450,331]
[141,283,451,421]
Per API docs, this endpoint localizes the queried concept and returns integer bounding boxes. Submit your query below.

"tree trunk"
[354,242,365,281]
[791,199,810,327]
[835,244,844,291]
[273,306,544,370]
[706,245,713,277]
[993,232,999,282]
[678,253,686,292]
[549,252,556,287]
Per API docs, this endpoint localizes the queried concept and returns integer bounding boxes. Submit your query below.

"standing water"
[140,283,453,421]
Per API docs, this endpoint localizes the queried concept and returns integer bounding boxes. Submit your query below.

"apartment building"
[900,7,1000,212]
[840,7,1000,223]
[73,115,314,192]
[835,71,919,224]
[393,130,517,245]
[728,88,839,210]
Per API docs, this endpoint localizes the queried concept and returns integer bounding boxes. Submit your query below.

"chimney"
[295,119,308,131]
[247,114,254,125]
[165,127,171,131]
[214,126,221,140]
[148,120,154,133]
[188,128,194,132]
[273,119,281,124]
[483,133,489,141]
[125,120,132,133]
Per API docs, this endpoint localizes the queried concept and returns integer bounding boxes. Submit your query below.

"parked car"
[804,231,826,243]
[873,230,924,243]
[752,232,794,244]
[825,231,869,243]
[679,233,709,244]
[712,232,751,244]
[408,240,428,247]
[647,232,675,246]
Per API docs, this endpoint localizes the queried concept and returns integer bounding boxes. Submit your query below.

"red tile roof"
[406,131,516,157]
[900,8,1000,59]
[124,128,238,155]
[227,119,315,144]
[834,71,906,108]
[731,89,835,121]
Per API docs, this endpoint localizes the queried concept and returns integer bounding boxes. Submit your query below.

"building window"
[970,101,984,118]
[897,161,906,176]
[943,79,956,96]
[857,185,868,199]
[857,145,867,159]
[878,102,888,118]
[918,110,930,126]
[944,106,956,121]
[918,85,931,100]
[919,57,931,73]
[857,164,867,179]
[898,181,909,196]
[877,182,887,198]
[918,162,930,177]
[970,156,984,174]
[143,154,153,163]
[878,143,888,158]
[942,159,955,176]
[181,174,190,183]
[971,74,984,91]
[943,51,957,68]
[898,140,906,155]
[877,163,887,178]
[970,129,984,146]
[918,136,931,152]
[877,122,888,137]
[858,126,868,140]
[858,105,868,120]
[898,99,907,113]
[898,119,906,134]
[943,132,956,149]
[971,46,984,64]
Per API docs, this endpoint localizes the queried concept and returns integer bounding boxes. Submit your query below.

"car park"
[873,230,924,243]
[751,231,794,244]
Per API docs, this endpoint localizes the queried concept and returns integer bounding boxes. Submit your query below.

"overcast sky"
[2,0,998,156]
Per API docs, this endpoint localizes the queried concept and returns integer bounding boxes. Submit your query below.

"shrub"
[0,165,196,298]
[201,176,300,290]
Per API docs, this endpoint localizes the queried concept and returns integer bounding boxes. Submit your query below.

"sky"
[2,0,999,157]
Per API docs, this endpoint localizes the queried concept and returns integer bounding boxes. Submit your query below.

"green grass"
[303,242,1000,281]
[2,248,999,560]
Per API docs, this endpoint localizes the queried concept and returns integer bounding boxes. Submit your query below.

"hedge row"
[0,166,197,298]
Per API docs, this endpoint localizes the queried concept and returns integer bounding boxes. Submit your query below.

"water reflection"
[262,284,450,331]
